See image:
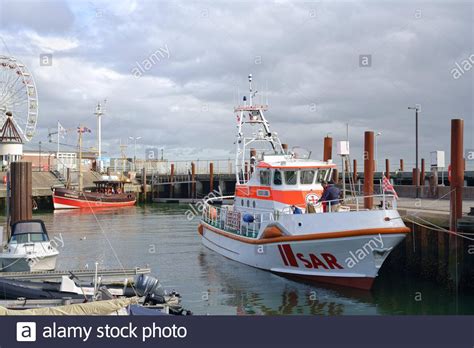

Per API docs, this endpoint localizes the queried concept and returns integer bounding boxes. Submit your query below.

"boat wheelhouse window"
[284,170,297,185]
[316,169,330,183]
[273,170,282,185]
[259,170,271,186]
[300,170,316,184]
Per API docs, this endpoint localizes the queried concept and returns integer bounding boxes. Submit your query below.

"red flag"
[382,175,398,199]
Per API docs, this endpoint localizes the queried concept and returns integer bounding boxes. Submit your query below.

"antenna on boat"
[248,74,253,106]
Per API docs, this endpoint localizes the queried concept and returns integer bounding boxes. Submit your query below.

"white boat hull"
[0,253,58,273]
[200,209,409,290]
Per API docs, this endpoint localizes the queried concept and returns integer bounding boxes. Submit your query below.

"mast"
[94,100,106,172]
[78,126,83,192]
[233,74,284,185]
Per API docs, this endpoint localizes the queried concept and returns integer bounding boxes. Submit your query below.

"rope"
[403,216,474,242]
[78,192,139,297]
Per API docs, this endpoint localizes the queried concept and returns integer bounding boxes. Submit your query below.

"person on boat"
[291,205,303,214]
[319,180,341,212]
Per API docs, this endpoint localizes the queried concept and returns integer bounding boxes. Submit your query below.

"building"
[0,112,23,170]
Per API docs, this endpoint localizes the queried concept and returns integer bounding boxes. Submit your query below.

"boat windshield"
[10,233,48,243]
[10,221,49,243]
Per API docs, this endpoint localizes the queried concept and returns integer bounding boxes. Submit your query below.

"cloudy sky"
[0,0,472,170]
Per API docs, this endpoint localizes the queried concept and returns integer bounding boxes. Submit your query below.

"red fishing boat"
[53,178,136,209]
[52,125,136,209]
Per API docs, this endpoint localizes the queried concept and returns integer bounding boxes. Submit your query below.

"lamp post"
[408,105,420,198]
[129,136,141,171]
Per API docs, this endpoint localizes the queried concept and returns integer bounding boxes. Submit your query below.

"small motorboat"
[0,220,59,272]
[0,274,190,315]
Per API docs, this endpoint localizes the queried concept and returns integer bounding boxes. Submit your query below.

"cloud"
[0,0,471,169]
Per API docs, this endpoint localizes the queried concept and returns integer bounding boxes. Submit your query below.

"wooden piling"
[385,159,390,179]
[170,163,174,198]
[420,158,425,186]
[450,119,464,231]
[400,159,404,171]
[323,136,332,162]
[353,159,357,183]
[191,162,196,199]
[281,144,288,154]
[209,162,214,193]
[9,162,33,226]
[364,131,374,209]
[412,168,420,187]
[141,167,147,202]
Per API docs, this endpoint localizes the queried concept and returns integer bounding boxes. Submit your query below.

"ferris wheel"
[0,55,38,142]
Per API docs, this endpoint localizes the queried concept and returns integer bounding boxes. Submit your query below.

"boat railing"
[202,193,397,238]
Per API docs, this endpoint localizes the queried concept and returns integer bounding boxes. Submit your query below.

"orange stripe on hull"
[53,196,136,209]
[201,221,410,245]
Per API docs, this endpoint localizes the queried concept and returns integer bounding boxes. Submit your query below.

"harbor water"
[2,204,473,315]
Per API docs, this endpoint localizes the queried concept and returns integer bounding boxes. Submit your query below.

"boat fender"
[243,214,254,223]
[209,207,218,219]
[198,224,204,236]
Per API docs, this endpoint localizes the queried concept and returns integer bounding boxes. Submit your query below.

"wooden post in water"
[191,162,196,199]
[281,143,288,154]
[323,136,332,162]
[209,162,214,193]
[170,163,174,198]
[353,159,357,183]
[450,119,464,232]
[364,131,374,209]
[385,159,390,179]
[412,169,418,187]
[141,167,147,202]
[400,159,404,171]
[9,162,33,226]
[420,158,425,186]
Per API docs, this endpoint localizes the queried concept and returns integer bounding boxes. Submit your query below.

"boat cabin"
[9,220,50,244]
[93,180,125,194]
[235,158,336,212]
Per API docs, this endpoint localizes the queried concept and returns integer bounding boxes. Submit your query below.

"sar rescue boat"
[198,74,410,290]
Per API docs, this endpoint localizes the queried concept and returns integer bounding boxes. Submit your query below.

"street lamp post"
[408,105,420,198]
[129,136,142,171]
